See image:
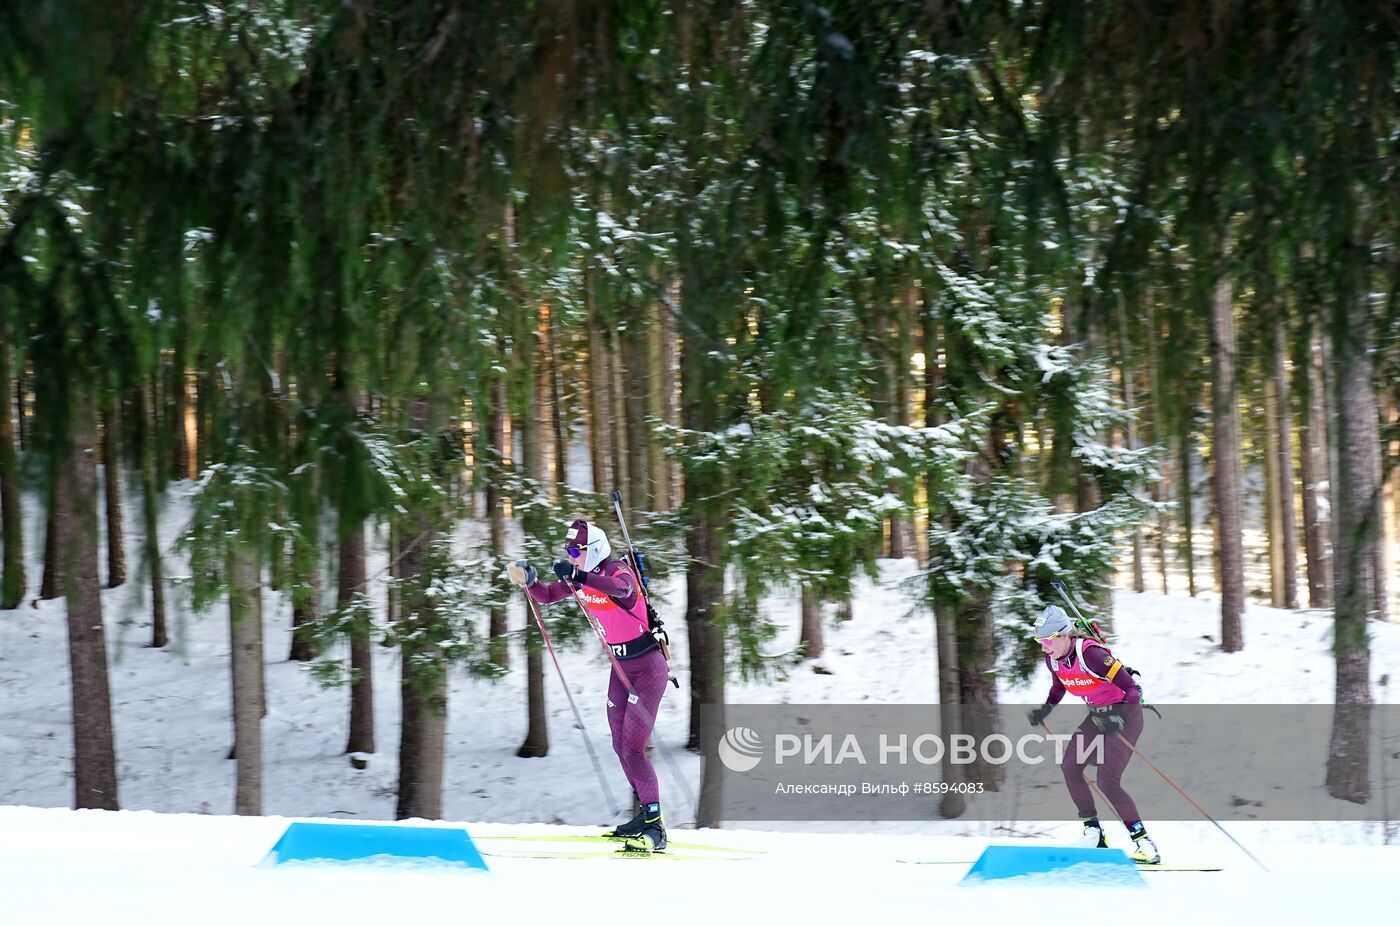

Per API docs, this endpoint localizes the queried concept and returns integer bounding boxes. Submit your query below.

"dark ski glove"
[553,560,585,584]
[1027,705,1053,728]
[1089,705,1125,734]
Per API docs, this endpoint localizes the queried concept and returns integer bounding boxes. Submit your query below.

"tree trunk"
[1142,293,1171,594]
[624,320,649,512]
[13,370,25,449]
[681,291,729,825]
[1178,404,1197,597]
[955,590,1003,792]
[138,383,167,648]
[1263,374,1284,605]
[1115,291,1144,593]
[40,468,61,600]
[59,390,119,810]
[171,323,190,480]
[647,292,672,511]
[288,520,320,662]
[0,344,24,609]
[1298,327,1333,608]
[342,514,374,757]
[546,306,569,495]
[688,505,726,824]
[662,280,682,502]
[608,328,631,506]
[195,354,213,473]
[395,424,447,819]
[228,538,262,815]
[798,586,823,661]
[887,285,917,558]
[587,291,611,495]
[1272,316,1299,609]
[1209,274,1245,651]
[101,398,126,588]
[924,294,964,814]
[516,278,549,759]
[1325,272,1379,803]
[487,369,509,669]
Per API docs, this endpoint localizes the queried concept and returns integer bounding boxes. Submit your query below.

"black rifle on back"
[610,490,678,688]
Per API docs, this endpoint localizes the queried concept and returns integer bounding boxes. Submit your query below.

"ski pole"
[609,490,646,586]
[565,584,699,823]
[1112,732,1270,872]
[521,589,622,817]
[1051,579,1106,642]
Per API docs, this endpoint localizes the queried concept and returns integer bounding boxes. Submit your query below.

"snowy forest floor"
[2,477,1400,923]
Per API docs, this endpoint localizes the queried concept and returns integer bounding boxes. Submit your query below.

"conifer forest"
[1,2,1397,824]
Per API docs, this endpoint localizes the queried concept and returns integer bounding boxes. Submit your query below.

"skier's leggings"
[606,647,669,805]
[1062,701,1145,824]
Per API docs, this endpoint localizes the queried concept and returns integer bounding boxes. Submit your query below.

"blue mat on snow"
[264,821,488,870]
[963,845,1142,885]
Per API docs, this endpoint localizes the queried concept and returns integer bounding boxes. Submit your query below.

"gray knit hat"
[1030,604,1072,640]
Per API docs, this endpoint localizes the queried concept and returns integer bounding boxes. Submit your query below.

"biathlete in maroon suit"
[1027,604,1161,865]
[506,519,670,850]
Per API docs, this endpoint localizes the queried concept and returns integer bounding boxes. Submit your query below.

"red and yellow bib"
[1052,639,1126,707]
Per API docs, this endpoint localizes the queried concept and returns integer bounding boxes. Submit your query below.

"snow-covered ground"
[2,477,1399,923]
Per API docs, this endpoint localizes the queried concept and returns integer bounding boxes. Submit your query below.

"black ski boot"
[622,802,666,852]
[605,809,648,840]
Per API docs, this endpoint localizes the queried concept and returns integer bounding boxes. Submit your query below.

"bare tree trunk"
[662,281,682,502]
[546,307,569,494]
[1178,407,1197,597]
[40,468,61,600]
[1143,293,1171,594]
[487,370,509,669]
[1326,279,1379,802]
[516,559,549,760]
[622,319,651,512]
[1209,275,1245,651]
[887,285,917,558]
[288,374,319,662]
[1272,317,1299,609]
[1115,291,1144,592]
[60,390,119,810]
[924,292,965,814]
[587,293,611,495]
[1298,327,1333,608]
[101,398,126,588]
[0,344,24,609]
[647,292,671,511]
[228,538,262,815]
[195,355,213,473]
[138,383,167,648]
[689,505,726,824]
[514,245,550,759]
[342,515,374,758]
[13,370,25,449]
[608,329,630,506]
[171,327,190,480]
[798,586,824,661]
[288,525,320,662]
[1264,374,1285,605]
[396,406,447,820]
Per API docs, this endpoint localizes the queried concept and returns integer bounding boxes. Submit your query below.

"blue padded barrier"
[264,821,488,871]
[963,845,1142,885]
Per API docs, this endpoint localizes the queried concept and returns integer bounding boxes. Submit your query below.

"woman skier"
[1026,603,1160,865]
[507,518,670,851]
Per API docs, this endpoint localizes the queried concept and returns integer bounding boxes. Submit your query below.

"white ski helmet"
[1030,604,1072,640]
[565,519,612,572]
